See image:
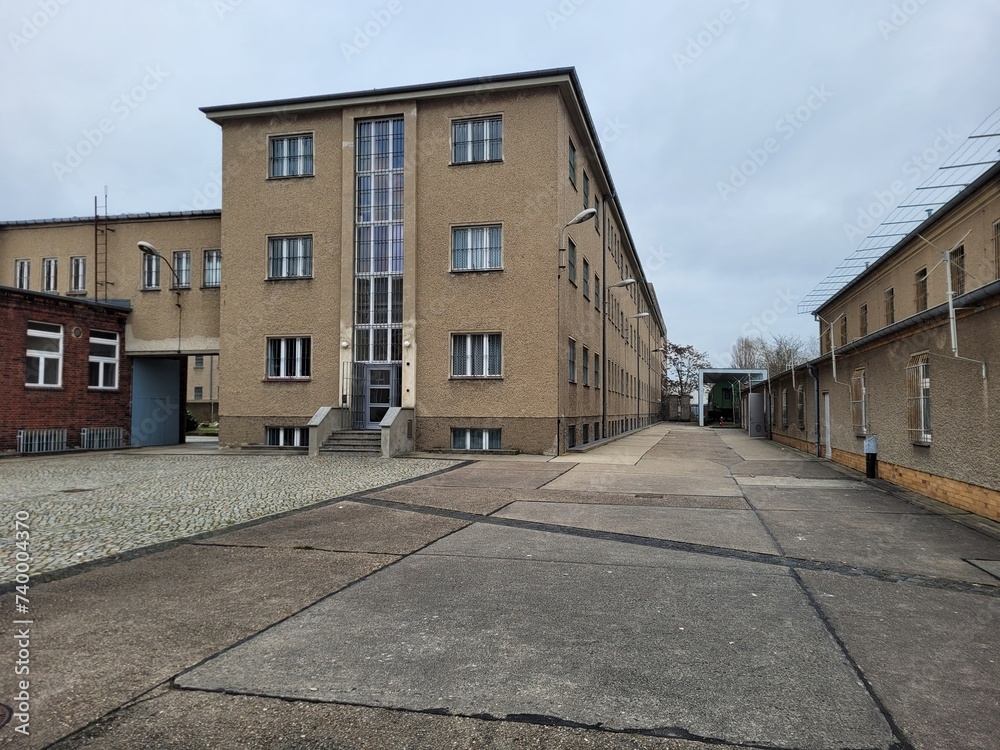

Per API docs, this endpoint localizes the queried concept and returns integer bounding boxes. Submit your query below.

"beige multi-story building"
[770,161,1000,522]
[1,68,665,455]
[187,354,220,423]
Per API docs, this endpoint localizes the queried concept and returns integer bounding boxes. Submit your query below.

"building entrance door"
[365,366,394,429]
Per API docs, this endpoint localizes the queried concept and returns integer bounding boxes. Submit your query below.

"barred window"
[594,352,600,389]
[950,246,965,297]
[266,427,310,447]
[42,258,57,292]
[568,140,577,184]
[266,337,311,379]
[451,428,501,450]
[269,134,313,178]
[452,225,502,271]
[583,172,589,210]
[884,287,894,326]
[451,333,502,377]
[88,331,119,389]
[583,346,590,386]
[906,353,931,445]
[568,239,577,285]
[194,386,203,400]
[850,368,867,437]
[781,388,788,428]
[452,116,502,164]
[839,315,848,346]
[268,236,313,278]
[142,252,160,290]
[71,256,86,292]
[915,268,928,312]
[582,258,590,299]
[203,249,221,288]
[594,274,601,310]
[26,322,62,387]
[172,251,191,289]
[796,385,805,429]
[859,303,868,337]
[568,338,576,383]
[15,259,30,290]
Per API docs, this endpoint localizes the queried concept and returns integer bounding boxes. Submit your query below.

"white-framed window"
[567,239,577,285]
[266,337,311,379]
[194,386,204,400]
[268,236,313,278]
[451,333,502,377]
[452,115,502,164]
[142,252,160,290]
[203,249,221,288]
[172,251,191,289]
[451,428,501,450]
[569,139,577,185]
[568,338,576,383]
[851,367,867,437]
[42,258,57,292]
[266,426,310,447]
[70,256,86,292]
[88,330,119,389]
[452,225,502,271]
[26,322,62,387]
[906,353,931,445]
[582,345,590,386]
[269,133,314,178]
[15,259,30,290]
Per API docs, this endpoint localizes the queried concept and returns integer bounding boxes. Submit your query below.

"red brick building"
[1,287,131,453]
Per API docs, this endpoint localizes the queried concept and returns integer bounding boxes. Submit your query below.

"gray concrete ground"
[1,425,998,749]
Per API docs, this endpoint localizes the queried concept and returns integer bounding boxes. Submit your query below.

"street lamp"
[557,207,598,455]
[629,312,650,430]
[602,278,636,439]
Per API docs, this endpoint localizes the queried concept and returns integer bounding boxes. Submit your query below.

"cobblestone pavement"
[0,451,458,583]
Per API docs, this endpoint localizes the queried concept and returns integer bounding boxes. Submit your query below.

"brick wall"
[0,289,131,452]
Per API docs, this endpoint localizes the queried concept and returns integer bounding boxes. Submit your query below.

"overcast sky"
[4,0,1000,366]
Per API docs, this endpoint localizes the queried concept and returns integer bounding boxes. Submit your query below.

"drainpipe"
[807,364,820,457]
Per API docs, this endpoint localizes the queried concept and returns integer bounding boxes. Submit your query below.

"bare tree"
[730,334,816,375]
[662,342,712,397]
[729,336,764,369]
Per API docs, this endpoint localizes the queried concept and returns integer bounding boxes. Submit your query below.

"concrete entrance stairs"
[320,430,382,456]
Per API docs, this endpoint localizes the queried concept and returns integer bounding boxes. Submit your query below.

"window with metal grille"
[172,251,191,289]
[567,239,576,285]
[88,330,119,389]
[583,346,590,386]
[568,140,576,184]
[194,386,203,400]
[15,259,30,289]
[452,116,502,164]
[268,236,313,278]
[594,196,600,230]
[906,353,931,445]
[796,385,805,429]
[203,249,221,287]
[582,259,590,299]
[594,353,600,389]
[42,258,57,292]
[142,252,160,290]
[266,337,311,379]
[594,274,601,311]
[451,333,502,377]
[859,303,868,337]
[194,355,204,368]
[568,338,576,383]
[266,427,310,447]
[914,268,928,312]
[269,134,313,178]
[452,225,501,271]
[850,367,867,436]
[839,315,848,346]
[451,428,501,450]
[950,246,965,297]
[781,388,788,428]
[884,287,894,326]
[26,322,62,387]
[583,173,589,210]
[71,256,86,292]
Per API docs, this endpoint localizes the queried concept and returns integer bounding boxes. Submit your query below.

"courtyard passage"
[0,425,998,749]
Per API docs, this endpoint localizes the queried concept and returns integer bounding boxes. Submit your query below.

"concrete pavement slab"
[410,462,574,490]
[543,470,742,497]
[742,485,932,514]
[735,476,867,490]
[557,459,729,477]
[177,527,896,749]
[493,503,781,555]
[716,431,804,461]
[758,509,1000,584]
[729,460,851,479]
[511,489,752,509]
[192,501,468,555]
[51,689,727,750]
[366,484,517,514]
[968,559,1000,579]
[798,570,1000,750]
[0,544,395,749]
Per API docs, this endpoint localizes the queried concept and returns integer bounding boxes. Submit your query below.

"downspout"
[807,364,820,457]
[600,197,608,439]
